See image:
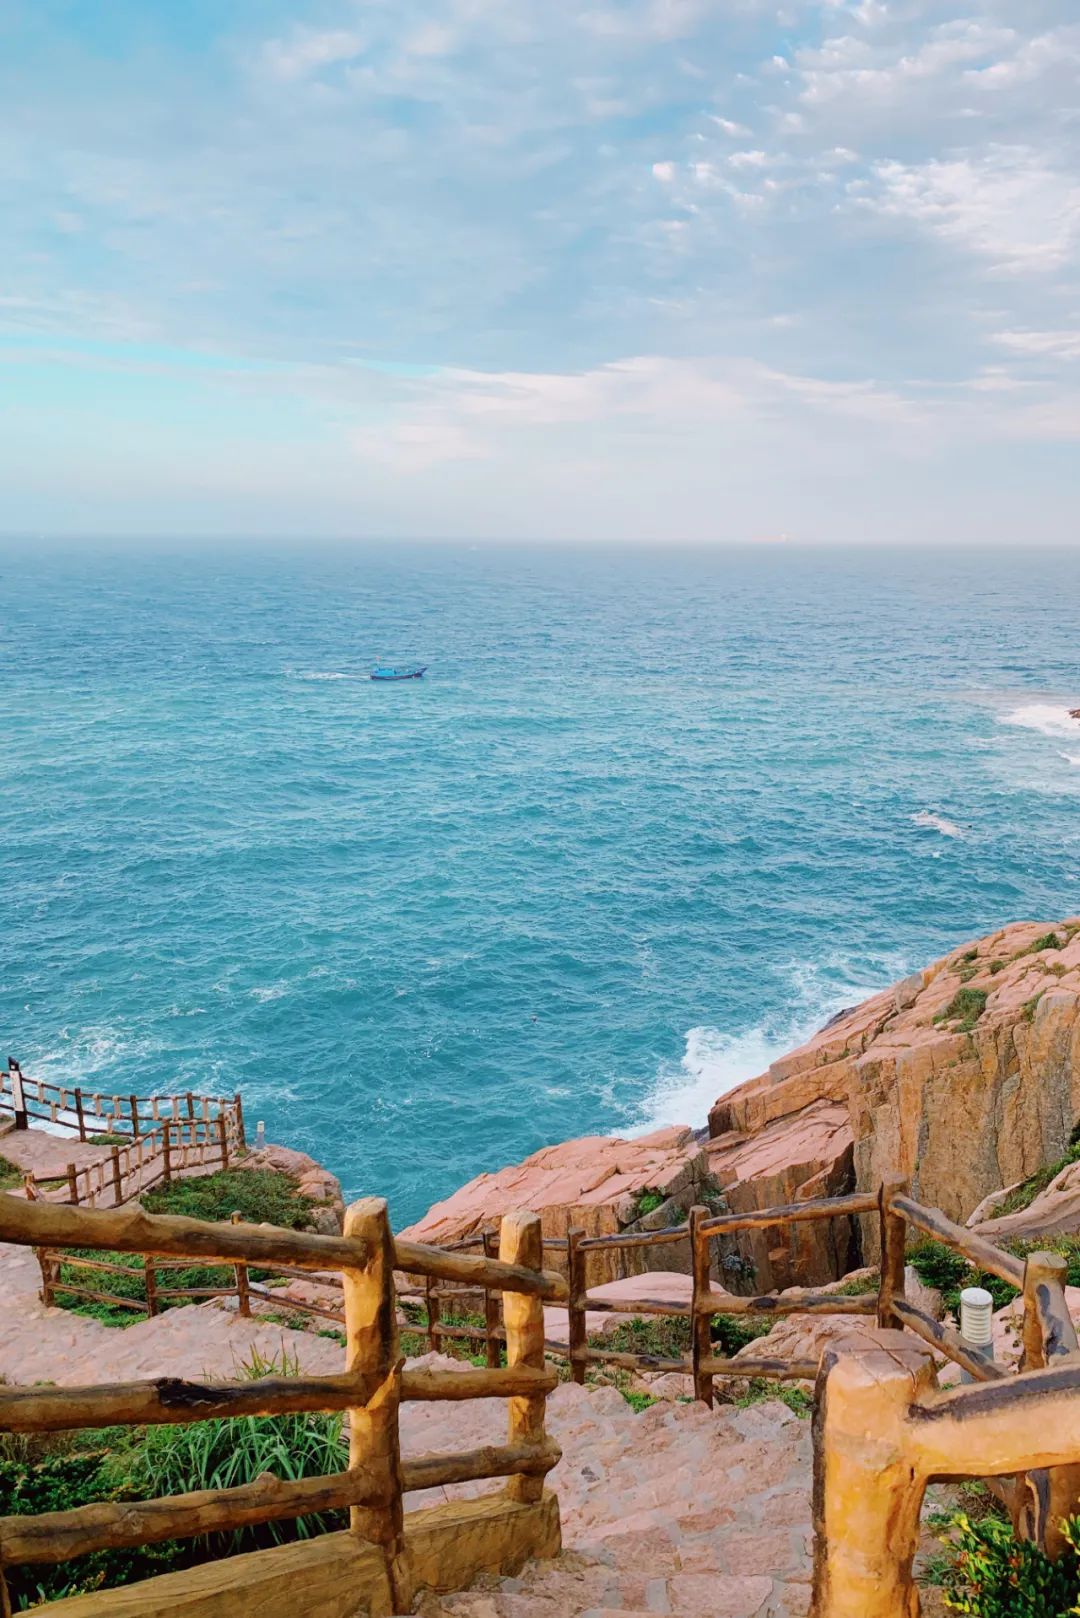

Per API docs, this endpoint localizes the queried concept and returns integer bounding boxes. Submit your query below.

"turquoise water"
[3,543,1080,1226]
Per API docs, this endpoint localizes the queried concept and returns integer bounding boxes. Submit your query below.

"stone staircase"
[415,1379,813,1618]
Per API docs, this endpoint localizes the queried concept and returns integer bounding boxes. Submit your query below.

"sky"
[1,0,1078,544]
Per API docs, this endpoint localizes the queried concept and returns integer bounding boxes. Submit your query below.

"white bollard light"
[256,1118,266,1150]
[959,1285,995,1382]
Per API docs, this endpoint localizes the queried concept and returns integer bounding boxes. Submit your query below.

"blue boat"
[370,665,427,681]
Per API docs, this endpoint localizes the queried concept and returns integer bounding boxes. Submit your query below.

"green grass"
[142,1168,315,1228]
[833,1270,880,1296]
[87,1133,130,1147]
[620,1390,657,1413]
[934,986,988,1033]
[907,1239,1019,1315]
[987,958,1005,975]
[630,1188,667,1220]
[1022,991,1045,1023]
[0,1350,350,1609]
[993,1143,1080,1217]
[732,1379,812,1418]
[0,1155,22,1191]
[50,1169,316,1329]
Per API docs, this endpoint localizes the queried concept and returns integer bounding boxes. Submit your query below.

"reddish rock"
[400,1127,710,1286]
[711,918,1080,1256]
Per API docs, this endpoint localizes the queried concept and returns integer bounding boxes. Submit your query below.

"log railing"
[0,1193,563,1616]
[1,1059,242,1146]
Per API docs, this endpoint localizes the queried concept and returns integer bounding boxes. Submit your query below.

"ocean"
[3,542,1080,1226]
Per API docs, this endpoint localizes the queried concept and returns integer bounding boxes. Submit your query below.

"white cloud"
[652,160,677,181]
[860,148,1080,274]
[994,329,1080,360]
[261,28,365,81]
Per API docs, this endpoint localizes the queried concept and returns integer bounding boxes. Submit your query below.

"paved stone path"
[416,1378,814,1618]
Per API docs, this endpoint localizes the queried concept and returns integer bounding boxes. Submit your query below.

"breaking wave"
[911,811,963,838]
[999,703,1080,738]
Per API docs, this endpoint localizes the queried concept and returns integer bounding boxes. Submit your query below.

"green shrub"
[142,1169,314,1229]
[731,1379,812,1418]
[994,1145,1080,1217]
[595,1315,691,1360]
[833,1270,880,1296]
[1030,932,1063,954]
[0,1443,186,1607]
[907,1240,1018,1315]
[935,988,989,1033]
[621,1390,656,1413]
[1022,992,1045,1024]
[934,1510,1079,1614]
[631,1189,667,1220]
[0,1156,22,1192]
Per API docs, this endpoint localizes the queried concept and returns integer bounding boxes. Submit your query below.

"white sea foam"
[249,984,288,1002]
[911,811,963,838]
[1060,753,1080,768]
[289,671,351,681]
[999,703,1080,738]
[630,954,902,1135]
[628,1024,800,1134]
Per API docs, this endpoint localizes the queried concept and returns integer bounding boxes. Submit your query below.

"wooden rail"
[0,1193,560,1616]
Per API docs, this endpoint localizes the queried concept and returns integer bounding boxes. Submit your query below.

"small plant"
[935,987,988,1033]
[88,1133,129,1147]
[630,1189,667,1220]
[934,1510,1079,1614]
[988,959,1005,975]
[621,1390,657,1413]
[142,1168,315,1229]
[0,1156,23,1192]
[1030,932,1063,954]
[833,1270,880,1296]
[907,1239,1018,1315]
[1022,991,1045,1024]
[962,948,980,963]
[994,1144,1080,1217]
[731,1379,812,1418]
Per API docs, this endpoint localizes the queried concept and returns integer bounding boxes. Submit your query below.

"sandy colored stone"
[400,1128,710,1286]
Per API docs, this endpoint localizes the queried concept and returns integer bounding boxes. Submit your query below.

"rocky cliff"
[403,918,1080,1292]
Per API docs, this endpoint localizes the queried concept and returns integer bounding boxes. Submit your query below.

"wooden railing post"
[230,1210,251,1317]
[110,1147,123,1207]
[1013,1251,1080,1558]
[218,1113,229,1172]
[129,1094,140,1140]
[233,1092,246,1150]
[74,1089,86,1142]
[66,1163,79,1206]
[37,1248,55,1308]
[877,1176,907,1331]
[810,1345,933,1618]
[567,1226,587,1386]
[342,1197,407,1606]
[144,1254,159,1317]
[162,1120,173,1184]
[425,1272,442,1356]
[483,1228,501,1369]
[690,1204,714,1408]
[500,1211,547,1504]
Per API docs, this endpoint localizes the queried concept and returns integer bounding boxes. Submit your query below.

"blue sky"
[1,0,1078,542]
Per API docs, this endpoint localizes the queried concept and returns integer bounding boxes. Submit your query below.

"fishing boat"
[370,665,427,681]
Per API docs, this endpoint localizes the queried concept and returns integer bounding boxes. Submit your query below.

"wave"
[911,811,963,838]
[286,670,354,682]
[1060,753,1080,768]
[999,703,1080,739]
[628,952,904,1135]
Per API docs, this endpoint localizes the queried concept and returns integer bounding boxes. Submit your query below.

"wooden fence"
[1,1059,242,1146]
[0,1193,565,1618]
[2,1061,246,1209]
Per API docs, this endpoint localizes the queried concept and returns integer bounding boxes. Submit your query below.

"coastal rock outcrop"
[713,919,1080,1265]
[405,919,1080,1292]
[399,1126,712,1286]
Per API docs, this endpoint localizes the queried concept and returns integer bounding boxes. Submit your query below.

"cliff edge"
[403,918,1080,1292]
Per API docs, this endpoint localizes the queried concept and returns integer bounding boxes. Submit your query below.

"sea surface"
[3,543,1080,1226]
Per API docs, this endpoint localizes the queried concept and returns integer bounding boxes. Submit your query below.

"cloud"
[993,329,1080,361]
[261,28,366,81]
[859,148,1080,274]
